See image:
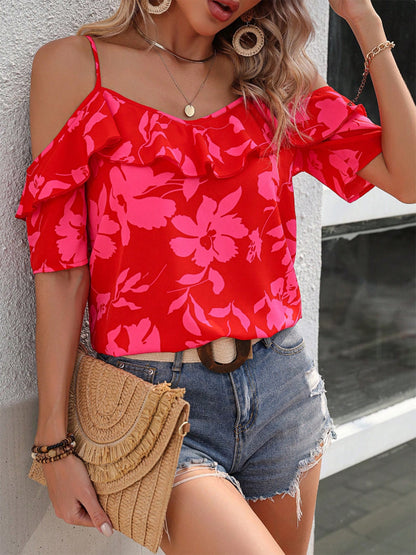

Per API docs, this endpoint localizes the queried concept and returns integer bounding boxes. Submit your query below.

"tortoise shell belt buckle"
[196,339,252,373]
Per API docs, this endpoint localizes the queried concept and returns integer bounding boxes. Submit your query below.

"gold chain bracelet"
[350,40,395,105]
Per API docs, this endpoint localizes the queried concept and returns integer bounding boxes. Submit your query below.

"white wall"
[1,1,329,553]
[294,4,330,352]
[322,186,415,227]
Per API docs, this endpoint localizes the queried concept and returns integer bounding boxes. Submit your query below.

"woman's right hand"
[42,453,114,537]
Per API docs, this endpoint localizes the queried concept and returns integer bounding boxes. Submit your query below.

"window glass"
[328,0,415,125]
[318,225,416,425]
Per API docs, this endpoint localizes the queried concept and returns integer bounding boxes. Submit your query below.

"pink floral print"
[15,36,382,356]
[170,188,248,267]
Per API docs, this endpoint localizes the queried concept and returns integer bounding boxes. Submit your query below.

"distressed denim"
[98,324,337,524]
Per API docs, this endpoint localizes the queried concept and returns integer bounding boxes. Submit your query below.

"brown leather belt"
[197,339,252,373]
[124,338,262,373]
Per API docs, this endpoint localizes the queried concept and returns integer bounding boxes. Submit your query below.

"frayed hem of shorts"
[173,458,244,497]
[245,421,337,526]
[163,459,245,544]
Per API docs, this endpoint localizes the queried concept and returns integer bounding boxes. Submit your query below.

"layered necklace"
[135,24,217,118]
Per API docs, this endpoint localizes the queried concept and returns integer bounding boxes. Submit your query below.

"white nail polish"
[100,522,113,537]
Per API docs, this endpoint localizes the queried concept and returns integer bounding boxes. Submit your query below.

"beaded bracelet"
[31,441,75,459]
[31,432,75,454]
[36,448,76,465]
[350,40,395,105]
[32,442,76,463]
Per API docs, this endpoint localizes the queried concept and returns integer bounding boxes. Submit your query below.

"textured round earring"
[232,11,265,57]
[142,0,172,15]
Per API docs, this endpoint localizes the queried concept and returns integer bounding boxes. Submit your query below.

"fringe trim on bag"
[76,394,183,483]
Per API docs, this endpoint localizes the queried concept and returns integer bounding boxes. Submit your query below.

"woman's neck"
[137,5,216,62]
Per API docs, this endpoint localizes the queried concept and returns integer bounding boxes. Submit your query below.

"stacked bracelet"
[350,40,395,105]
[31,432,75,454]
[32,444,76,464]
[31,432,76,463]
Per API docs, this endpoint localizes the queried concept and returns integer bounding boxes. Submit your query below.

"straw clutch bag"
[28,344,191,553]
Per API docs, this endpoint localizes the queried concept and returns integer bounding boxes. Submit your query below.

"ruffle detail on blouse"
[99,92,276,179]
[289,86,371,147]
[291,86,382,203]
[16,91,122,219]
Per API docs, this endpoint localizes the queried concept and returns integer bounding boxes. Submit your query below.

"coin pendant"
[184,104,195,118]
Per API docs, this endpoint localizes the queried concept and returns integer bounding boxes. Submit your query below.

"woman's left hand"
[328,0,378,25]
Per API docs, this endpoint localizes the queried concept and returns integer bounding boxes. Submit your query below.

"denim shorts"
[97,324,337,523]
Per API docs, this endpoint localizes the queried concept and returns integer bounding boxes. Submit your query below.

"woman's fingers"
[75,505,94,528]
[55,492,113,536]
[78,488,114,537]
[43,454,114,536]
[54,487,114,536]
[60,500,94,527]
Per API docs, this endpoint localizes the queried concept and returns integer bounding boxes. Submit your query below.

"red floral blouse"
[15,36,382,356]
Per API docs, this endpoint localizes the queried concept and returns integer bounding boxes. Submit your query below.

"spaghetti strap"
[85,35,101,88]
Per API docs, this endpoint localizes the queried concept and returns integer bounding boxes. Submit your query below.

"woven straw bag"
[28,345,190,553]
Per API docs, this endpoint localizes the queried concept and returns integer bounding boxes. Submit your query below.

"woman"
[16,0,415,553]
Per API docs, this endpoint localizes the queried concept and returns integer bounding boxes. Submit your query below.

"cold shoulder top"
[15,36,382,356]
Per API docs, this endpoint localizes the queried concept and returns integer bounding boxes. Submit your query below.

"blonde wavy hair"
[78,0,317,150]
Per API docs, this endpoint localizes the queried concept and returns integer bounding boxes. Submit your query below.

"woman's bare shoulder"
[311,73,328,92]
[32,35,95,93]
[29,35,97,160]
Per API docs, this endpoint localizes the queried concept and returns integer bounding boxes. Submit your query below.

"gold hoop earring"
[232,11,265,57]
[142,0,172,15]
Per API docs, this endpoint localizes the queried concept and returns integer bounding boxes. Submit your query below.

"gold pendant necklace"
[156,51,216,118]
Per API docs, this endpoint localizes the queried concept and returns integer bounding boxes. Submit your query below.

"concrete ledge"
[320,397,416,479]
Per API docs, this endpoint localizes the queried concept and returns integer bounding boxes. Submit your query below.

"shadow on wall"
[0,400,155,555]
[0,398,49,554]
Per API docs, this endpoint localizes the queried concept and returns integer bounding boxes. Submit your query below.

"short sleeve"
[292,86,382,203]
[15,90,121,273]
[24,185,89,273]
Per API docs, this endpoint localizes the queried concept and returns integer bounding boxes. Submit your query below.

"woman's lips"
[207,0,239,22]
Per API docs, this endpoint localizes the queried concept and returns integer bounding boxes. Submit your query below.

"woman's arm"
[30,35,93,443]
[328,0,416,203]
[34,268,89,445]
[28,37,113,537]
[34,268,112,536]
